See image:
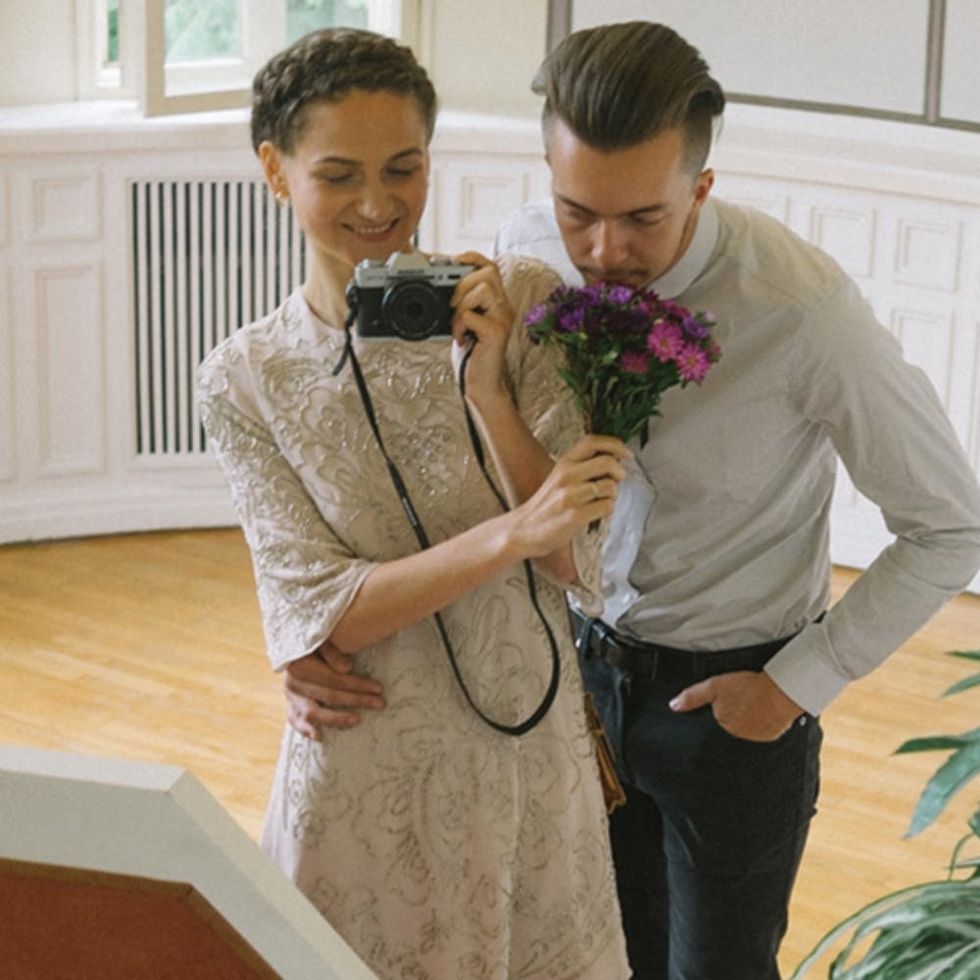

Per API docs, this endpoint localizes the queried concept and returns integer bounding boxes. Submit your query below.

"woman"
[197,28,630,979]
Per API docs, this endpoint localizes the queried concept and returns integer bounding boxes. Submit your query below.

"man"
[280,21,980,979]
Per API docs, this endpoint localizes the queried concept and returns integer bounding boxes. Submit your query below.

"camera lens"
[381,280,442,341]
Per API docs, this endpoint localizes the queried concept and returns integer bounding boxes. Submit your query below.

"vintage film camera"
[349,251,474,341]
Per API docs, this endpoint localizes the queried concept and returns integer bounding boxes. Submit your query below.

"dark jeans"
[578,622,822,980]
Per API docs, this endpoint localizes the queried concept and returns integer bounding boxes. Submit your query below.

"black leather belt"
[571,607,802,685]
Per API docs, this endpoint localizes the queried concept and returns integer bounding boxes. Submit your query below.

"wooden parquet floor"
[1,527,978,974]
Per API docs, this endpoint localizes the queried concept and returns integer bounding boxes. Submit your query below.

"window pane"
[165,0,240,63]
[286,0,370,42]
[106,0,120,65]
[571,0,930,117]
[941,0,980,125]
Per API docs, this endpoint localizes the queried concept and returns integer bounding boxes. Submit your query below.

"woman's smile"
[344,215,401,242]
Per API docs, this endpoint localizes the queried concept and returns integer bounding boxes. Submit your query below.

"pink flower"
[620,350,650,374]
[675,343,711,383]
[647,320,684,361]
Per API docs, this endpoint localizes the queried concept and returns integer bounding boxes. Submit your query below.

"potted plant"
[791,650,980,978]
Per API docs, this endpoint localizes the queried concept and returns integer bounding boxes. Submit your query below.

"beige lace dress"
[197,255,628,980]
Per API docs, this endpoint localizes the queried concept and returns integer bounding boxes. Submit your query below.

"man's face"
[546,119,713,288]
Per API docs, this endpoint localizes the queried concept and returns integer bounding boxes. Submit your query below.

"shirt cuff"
[763,620,852,717]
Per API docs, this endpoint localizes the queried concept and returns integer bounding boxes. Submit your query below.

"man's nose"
[589,221,628,271]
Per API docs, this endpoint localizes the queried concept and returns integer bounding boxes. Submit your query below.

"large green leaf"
[791,881,980,978]
[944,672,980,698]
[942,653,980,697]
[947,650,980,663]
[906,740,980,837]
[896,729,980,755]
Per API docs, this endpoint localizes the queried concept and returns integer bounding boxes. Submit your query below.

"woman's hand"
[449,252,515,410]
[507,434,632,560]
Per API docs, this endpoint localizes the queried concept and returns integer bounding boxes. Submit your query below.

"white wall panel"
[971,318,980,472]
[0,266,13,484]
[24,172,101,243]
[890,307,957,410]
[431,156,549,254]
[893,216,963,292]
[32,263,105,477]
[808,205,877,281]
[0,172,10,484]
[0,171,7,247]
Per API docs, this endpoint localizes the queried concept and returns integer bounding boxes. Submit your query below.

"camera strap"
[333,301,560,737]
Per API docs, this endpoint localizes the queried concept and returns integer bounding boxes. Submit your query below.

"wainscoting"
[1,103,978,590]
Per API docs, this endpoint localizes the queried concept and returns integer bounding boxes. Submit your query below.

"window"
[551,0,980,132]
[77,0,415,115]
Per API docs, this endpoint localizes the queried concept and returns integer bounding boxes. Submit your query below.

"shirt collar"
[647,198,719,298]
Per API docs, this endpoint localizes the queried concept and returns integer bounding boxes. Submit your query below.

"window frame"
[547,0,980,134]
[75,0,420,116]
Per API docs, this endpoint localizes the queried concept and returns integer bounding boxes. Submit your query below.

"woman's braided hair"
[250,28,437,153]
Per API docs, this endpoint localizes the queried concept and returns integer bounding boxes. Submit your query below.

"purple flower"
[558,305,585,332]
[681,313,710,340]
[620,350,650,374]
[608,284,635,305]
[647,321,684,361]
[525,303,548,326]
[676,343,711,383]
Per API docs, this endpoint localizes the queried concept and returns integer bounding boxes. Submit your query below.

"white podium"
[0,745,377,979]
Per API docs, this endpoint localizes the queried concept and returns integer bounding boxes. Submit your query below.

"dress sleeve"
[497,253,607,614]
[197,353,377,671]
[764,277,980,715]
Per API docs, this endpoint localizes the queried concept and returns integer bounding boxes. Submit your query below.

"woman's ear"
[258,140,289,202]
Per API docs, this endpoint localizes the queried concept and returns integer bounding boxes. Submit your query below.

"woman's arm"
[330,433,628,651]
[446,253,612,583]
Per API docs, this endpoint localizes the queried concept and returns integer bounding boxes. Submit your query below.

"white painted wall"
[423,0,548,118]
[0,0,79,106]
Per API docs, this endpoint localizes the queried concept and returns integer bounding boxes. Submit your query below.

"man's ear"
[258,140,289,202]
[694,168,714,205]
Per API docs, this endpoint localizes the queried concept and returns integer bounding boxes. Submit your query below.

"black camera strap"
[333,301,560,737]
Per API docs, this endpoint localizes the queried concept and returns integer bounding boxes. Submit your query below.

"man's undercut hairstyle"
[250,28,437,154]
[533,21,725,174]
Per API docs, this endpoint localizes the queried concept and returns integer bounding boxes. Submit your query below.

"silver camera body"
[350,251,474,341]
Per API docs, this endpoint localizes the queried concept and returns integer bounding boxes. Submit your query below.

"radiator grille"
[131,179,306,456]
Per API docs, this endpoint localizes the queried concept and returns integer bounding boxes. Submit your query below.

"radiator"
[130,179,306,457]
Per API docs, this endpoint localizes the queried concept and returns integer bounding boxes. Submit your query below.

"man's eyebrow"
[555,192,667,218]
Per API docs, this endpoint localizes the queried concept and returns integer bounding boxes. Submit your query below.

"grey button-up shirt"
[495,197,980,715]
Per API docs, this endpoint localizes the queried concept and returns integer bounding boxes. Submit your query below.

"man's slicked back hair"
[532,21,725,173]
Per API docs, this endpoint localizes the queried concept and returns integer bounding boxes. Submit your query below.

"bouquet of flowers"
[525,282,720,447]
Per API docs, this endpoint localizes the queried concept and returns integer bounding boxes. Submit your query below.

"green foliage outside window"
[287,0,370,42]
[102,0,373,75]
[106,0,119,64]
[165,0,239,62]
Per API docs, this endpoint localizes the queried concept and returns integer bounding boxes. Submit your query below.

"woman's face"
[260,89,430,277]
